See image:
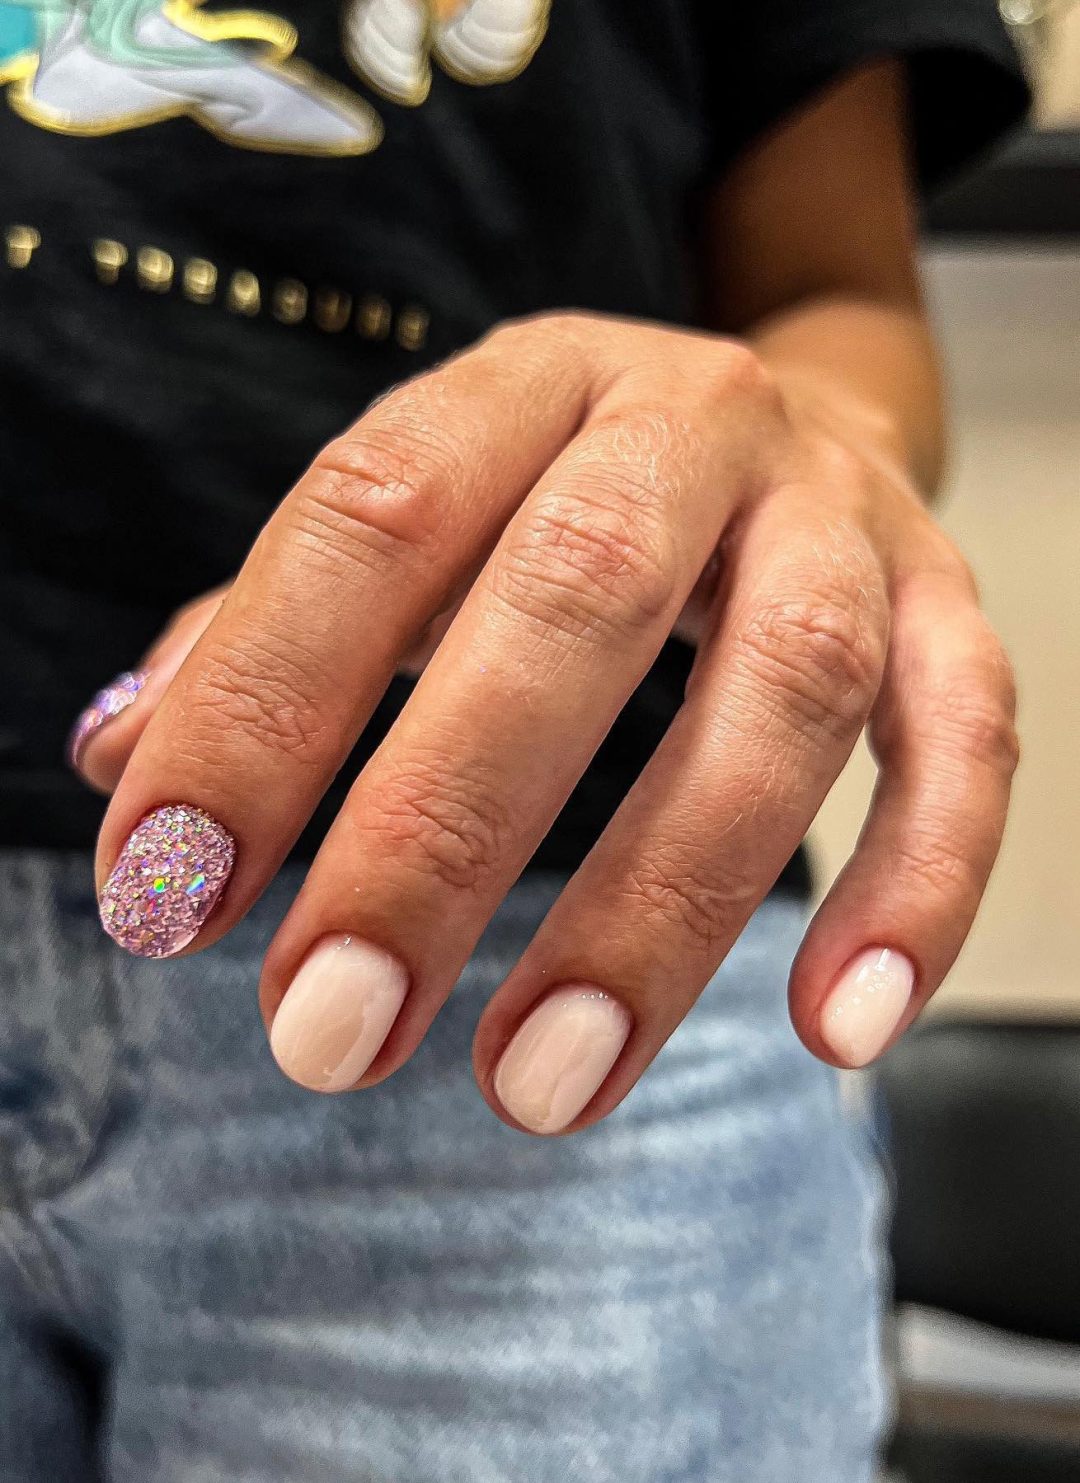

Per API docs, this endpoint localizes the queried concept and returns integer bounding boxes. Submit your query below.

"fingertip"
[795,944,917,1070]
[267,934,409,1095]
[487,985,633,1135]
[97,803,237,958]
[68,670,148,791]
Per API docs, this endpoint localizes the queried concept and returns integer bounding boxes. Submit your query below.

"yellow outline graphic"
[0,0,383,156]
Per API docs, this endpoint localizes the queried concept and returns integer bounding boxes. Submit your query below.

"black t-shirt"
[0,0,1025,889]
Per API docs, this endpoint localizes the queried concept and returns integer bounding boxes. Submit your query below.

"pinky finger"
[790,570,1019,1068]
[68,587,227,793]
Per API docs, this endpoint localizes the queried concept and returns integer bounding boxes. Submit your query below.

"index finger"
[94,318,597,957]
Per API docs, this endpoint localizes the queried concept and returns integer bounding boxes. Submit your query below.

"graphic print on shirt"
[345,0,549,106]
[0,0,550,152]
[0,0,383,152]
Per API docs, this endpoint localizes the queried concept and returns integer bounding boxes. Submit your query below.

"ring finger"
[473,484,890,1131]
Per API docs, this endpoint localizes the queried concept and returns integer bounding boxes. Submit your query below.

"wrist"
[745,296,946,498]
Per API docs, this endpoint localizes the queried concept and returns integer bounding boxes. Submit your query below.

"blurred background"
[810,7,1080,1474]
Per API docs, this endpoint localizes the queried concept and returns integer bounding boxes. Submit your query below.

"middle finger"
[260,366,770,1091]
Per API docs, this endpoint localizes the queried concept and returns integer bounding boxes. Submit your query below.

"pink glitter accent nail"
[68,670,147,771]
[99,804,235,958]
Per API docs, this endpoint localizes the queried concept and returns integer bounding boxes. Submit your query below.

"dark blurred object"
[925,126,1080,235]
[891,1430,1080,1483]
[877,1020,1080,1482]
[925,124,1080,235]
[886,1021,1080,1339]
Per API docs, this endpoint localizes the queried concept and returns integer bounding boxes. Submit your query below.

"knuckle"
[923,670,1021,779]
[512,309,590,337]
[947,548,981,603]
[365,754,513,892]
[892,823,982,903]
[493,490,677,647]
[299,418,462,571]
[811,436,872,495]
[619,340,783,426]
[186,631,330,766]
[588,403,680,464]
[995,653,1020,734]
[707,340,781,410]
[579,402,704,503]
[487,310,595,355]
[914,528,982,601]
[736,586,884,738]
[621,852,754,951]
[973,620,1019,721]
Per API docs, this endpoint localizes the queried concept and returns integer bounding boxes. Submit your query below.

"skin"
[83,61,1019,1131]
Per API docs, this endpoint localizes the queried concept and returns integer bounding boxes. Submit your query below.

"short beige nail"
[819,947,915,1068]
[493,986,632,1134]
[270,935,408,1093]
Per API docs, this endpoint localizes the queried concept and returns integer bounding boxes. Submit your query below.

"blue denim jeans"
[0,850,887,1481]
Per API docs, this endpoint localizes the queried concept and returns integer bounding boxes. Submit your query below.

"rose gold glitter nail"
[68,670,147,771]
[99,804,235,958]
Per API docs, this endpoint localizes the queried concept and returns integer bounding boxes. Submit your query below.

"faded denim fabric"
[0,851,887,1481]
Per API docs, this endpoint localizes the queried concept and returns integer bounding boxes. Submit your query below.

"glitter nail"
[67,670,147,771]
[99,804,235,958]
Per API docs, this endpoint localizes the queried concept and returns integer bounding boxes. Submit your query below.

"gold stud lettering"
[136,246,174,294]
[5,225,41,270]
[226,269,261,316]
[314,288,352,333]
[272,277,308,325]
[396,305,429,352]
[92,238,129,284]
[183,257,218,304]
[356,294,391,340]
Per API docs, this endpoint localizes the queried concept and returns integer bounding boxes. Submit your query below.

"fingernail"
[493,986,632,1134]
[99,803,235,958]
[270,935,409,1093]
[819,947,915,1067]
[68,669,147,771]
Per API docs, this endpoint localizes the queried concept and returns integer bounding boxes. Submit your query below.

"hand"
[85,313,1017,1134]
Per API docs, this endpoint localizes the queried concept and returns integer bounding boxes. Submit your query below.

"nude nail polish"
[99,803,235,958]
[270,935,409,1093]
[493,986,632,1134]
[819,947,915,1067]
[68,669,147,771]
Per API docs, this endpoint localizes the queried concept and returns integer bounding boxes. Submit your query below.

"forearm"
[701,58,945,496]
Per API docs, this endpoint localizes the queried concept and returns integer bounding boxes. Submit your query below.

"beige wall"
[808,247,1080,1017]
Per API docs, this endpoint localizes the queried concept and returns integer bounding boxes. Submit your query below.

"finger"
[472,483,890,1132]
[72,576,442,791]
[94,317,599,958]
[789,563,1018,1068]
[259,348,782,1093]
[69,588,227,793]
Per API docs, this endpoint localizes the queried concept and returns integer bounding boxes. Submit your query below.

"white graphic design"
[344,0,549,105]
[0,0,551,151]
[0,1,381,154]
